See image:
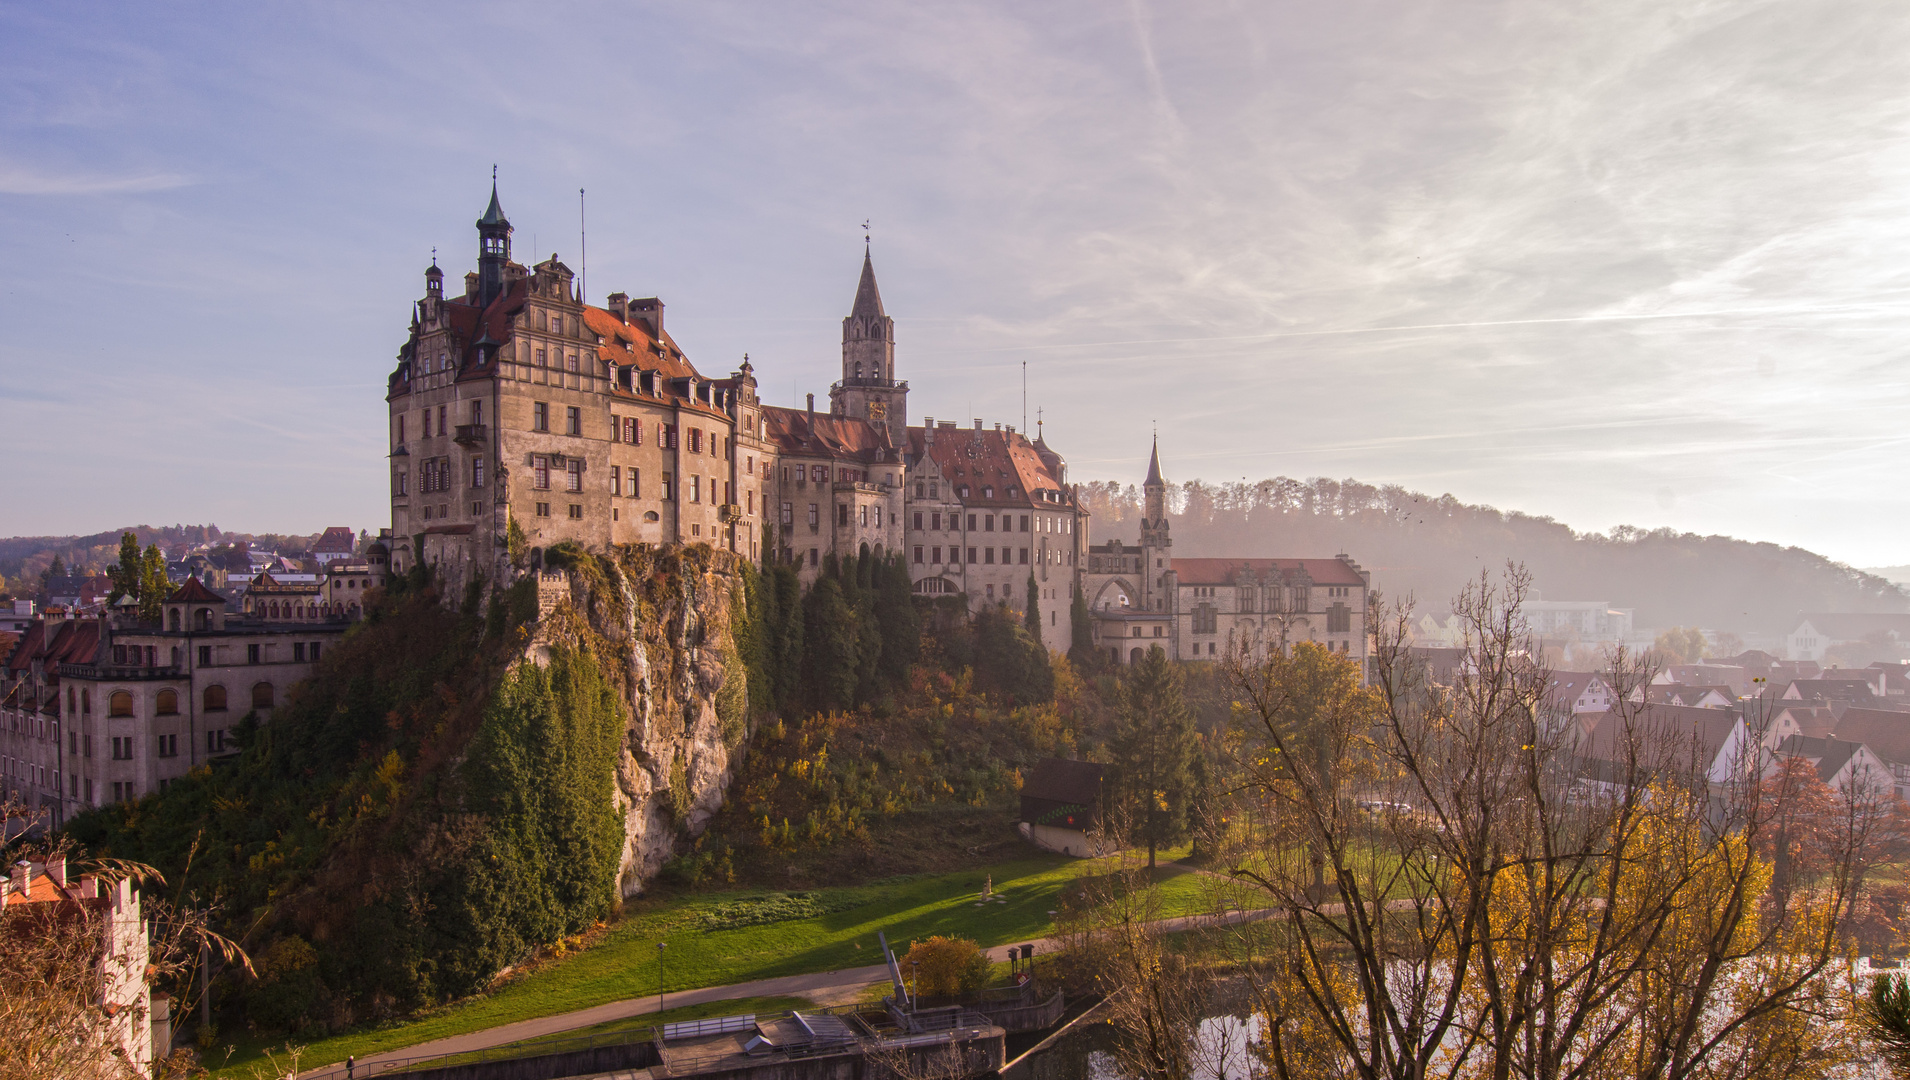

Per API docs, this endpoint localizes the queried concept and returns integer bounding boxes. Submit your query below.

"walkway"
[296,908,1289,1079]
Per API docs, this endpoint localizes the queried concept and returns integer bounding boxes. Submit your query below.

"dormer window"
[982,485,993,498]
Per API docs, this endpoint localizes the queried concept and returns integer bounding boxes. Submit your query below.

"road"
[294,907,1290,1079]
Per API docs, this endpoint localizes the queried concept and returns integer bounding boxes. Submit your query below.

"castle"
[386,182,1088,653]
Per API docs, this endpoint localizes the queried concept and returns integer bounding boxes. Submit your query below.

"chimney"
[464,271,480,299]
[10,861,28,898]
[924,416,934,444]
[44,854,64,887]
[973,418,983,432]
[607,292,629,321]
[807,393,816,432]
[631,297,664,338]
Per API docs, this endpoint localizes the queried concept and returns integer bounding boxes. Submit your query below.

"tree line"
[1080,474,1906,633]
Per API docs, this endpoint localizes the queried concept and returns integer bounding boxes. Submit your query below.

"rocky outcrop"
[528,545,752,897]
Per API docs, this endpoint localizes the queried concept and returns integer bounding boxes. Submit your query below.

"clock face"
[867,401,887,420]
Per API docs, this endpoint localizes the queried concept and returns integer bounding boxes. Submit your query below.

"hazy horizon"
[6,2,1909,564]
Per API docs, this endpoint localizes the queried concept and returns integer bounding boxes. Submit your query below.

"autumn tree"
[1201,566,1888,1080]
[1653,624,1709,664]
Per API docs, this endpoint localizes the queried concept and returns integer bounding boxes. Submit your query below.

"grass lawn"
[213,848,1217,1077]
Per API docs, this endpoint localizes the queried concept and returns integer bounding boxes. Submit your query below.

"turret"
[476,173,512,306]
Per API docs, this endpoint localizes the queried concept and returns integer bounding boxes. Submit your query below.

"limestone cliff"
[528,544,754,896]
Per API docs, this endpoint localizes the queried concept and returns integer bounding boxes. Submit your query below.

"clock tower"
[829,248,909,446]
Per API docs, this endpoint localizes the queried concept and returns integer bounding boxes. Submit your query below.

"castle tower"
[476,177,512,306]
[1140,436,1174,611]
[829,249,908,445]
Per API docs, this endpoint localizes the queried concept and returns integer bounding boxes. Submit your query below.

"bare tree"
[1209,567,1885,1080]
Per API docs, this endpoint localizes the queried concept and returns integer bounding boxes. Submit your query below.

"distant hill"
[1863,566,1910,587]
[1080,477,1906,635]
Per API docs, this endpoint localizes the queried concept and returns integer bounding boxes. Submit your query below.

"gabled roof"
[907,425,1071,510]
[1779,679,1879,705]
[1170,558,1367,588]
[1544,672,1609,711]
[765,406,894,462]
[1022,758,1104,807]
[1793,613,1910,640]
[1582,704,1745,773]
[315,527,357,554]
[1815,708,1910,765]
[1775,734,1864,784]
[167,576,227,605]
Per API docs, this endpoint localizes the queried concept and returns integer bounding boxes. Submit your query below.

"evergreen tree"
[1024,573,1041,636]
[874,554,920,687]
[1108,647,1196,868]
[770,563,804,713]
[108,532,142,605]
[974,604,1055,704]
[803,576,860,711]
[1068,583,1097,671]
[138,544,169,623]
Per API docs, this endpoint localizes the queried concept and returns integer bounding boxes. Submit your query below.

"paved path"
[296,907,1292,1079]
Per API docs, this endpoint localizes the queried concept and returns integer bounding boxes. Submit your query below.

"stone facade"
[1082,441,1373,668]
[389,186,1090,648]
[0,571,375,826]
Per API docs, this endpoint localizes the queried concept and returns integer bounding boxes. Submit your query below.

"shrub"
[902,935,991,999]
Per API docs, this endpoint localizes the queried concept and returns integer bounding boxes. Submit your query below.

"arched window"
[204,685,227,712]
[168,609,181,631]
[108,691,133,717]
[1130,648,1144,666]
[252,682,275,709]
[80,689,90,714]
[156,689,178,715]
[268,601,279,619]
[196,608,213,630]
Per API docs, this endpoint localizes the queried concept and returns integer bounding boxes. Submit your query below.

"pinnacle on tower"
[850,250,885,320]
[1144,435,1165,488]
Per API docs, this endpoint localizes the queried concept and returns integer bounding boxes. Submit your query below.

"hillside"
[1079,477,1906,635]
[0,525,336,592]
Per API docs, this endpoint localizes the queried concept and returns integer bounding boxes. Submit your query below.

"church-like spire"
[476,168,513,305]
[479,168,509,227]
[850,250,885,320]
[1144,435,1165,488]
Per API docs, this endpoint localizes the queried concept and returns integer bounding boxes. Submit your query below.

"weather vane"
[862,219,871,249]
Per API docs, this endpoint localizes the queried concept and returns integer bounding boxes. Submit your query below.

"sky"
[4,1,1910,565]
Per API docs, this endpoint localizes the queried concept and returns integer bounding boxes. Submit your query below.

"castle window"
[781,502,793,526]
[691,476,702,503]
[472,457,485,489]
[536,502,551,517]
[204,685,227,712]
[1019,515,1029,532]
[109,691,133,717]
[662,473,674,500]
[566,460,584,493]
[838,504,849,527]
[630,468,641,497]
[612,466,622,496]
[533,456,550,490]
[915,483,924,498]
[929,481,938,498]
[983,486,994,498]
[534,402,550,431]
[913,512,923,530]
[808,503,819,529]
[914,547,924,563]
[566,406,581,435]
[932,546,942,563]
[253,682,275,709]
[569,505,583,519]
[1019,548,1029,564]
[156,689,178,716]
[984,515,994,532]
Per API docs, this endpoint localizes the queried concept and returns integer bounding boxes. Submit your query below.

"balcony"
[453,424,488,446]
[719,504,744,523]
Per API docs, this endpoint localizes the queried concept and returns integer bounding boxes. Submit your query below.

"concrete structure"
[1018,758,1104,857]
[1081,440,1372,666]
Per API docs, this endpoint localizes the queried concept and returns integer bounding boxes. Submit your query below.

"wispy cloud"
[0,166,192,195]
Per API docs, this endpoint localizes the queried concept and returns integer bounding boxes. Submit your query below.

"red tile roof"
[1169,558,1367,588]
[167,576,227,605]
[764,406,896,462]
[906,426,1067,509]
[315,527,357,554]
